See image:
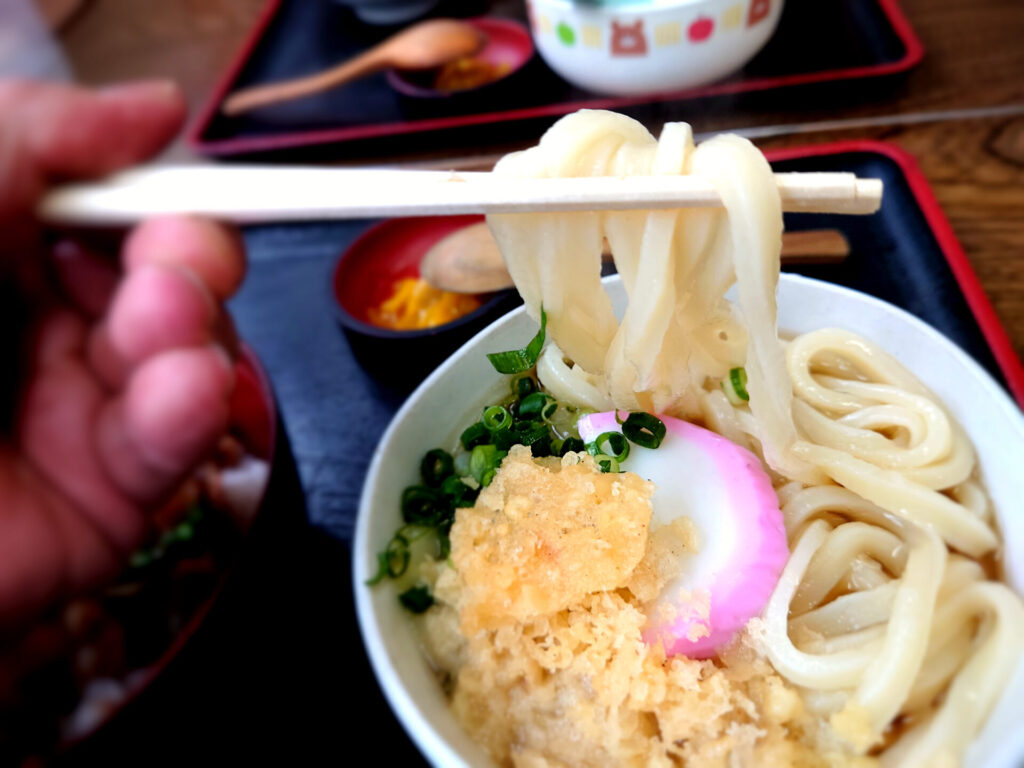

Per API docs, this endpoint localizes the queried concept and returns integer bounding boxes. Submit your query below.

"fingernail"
[100,79,181,105]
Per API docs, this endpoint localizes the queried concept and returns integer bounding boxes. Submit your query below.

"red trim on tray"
[187,0,284,152]
[765,140,1024,408]
[188,0,924,157]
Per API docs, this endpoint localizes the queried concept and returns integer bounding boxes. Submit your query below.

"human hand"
[0,80,246,638]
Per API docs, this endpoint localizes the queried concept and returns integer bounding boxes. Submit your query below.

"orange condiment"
[369,277,482,331]
[434,57,510,92]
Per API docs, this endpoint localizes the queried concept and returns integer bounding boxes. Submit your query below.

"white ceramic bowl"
[354,274,1024,768]
[525,0,784,95]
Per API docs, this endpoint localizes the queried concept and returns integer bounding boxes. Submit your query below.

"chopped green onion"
[518,391,554,419]
[486,308,547,374]
[459,421,489,449]
[594,456,620,474]
[559,436,585,455]
[482,405,511,432]
[441,475,477,508]
[515,376,537,400]
[723,366,750,405]
[385,535,411,578]
[453,450,471,477]
[512,420,551,448]
[527,437,554,458]
[398,585,434,613]
[540,401,559,423]
[622,412,667,449]
[588,431,630,463]
[420,449,454,487]
[365,551,390,585]
[401,486,443,526]
[469,444,507,486]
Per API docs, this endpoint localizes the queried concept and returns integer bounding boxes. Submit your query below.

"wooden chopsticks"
[38,166,882,227]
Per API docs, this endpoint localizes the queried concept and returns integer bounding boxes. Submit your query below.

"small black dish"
[332,215,521,389]
[385,16,535,116]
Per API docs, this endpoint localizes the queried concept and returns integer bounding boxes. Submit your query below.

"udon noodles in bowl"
[354,111,1024,767]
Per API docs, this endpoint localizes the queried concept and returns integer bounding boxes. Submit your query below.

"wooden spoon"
[421,222,851,294]
[221,19,487,116]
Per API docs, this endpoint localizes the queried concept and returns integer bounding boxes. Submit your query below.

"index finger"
[0,79,186,222]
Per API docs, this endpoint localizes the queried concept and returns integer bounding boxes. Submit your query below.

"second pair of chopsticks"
[38,167,882,227]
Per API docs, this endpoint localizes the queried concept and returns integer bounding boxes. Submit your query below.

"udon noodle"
[484,110,1024,766]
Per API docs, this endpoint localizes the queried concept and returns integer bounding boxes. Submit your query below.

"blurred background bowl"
[332,216,521,390]
[526,0,785,96]
[331,0,439,26]
[386,17,534,104]
[9,348,299,764]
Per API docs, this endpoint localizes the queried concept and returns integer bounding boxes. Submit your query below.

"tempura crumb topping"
[448,445,653,634]
[421,448,879,768]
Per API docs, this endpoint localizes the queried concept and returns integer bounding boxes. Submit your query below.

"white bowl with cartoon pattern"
[526,0,784,95]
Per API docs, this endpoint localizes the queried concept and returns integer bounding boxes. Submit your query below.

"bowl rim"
[353,273,1024,768]
[527,0,757,11]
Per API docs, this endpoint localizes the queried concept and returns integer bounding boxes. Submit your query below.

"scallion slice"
[515,376,537,400]
[385,535,411,578]
[459,421,489,449]
[518,391,554,419]
[469,444,507,486]
[559,436,585,455]
[420,448,454,488]
[723,366,750,405]
[588,431,630,463]
[441,475,476,508]
[513,420,550,448]
[398,585,434,614]
[622,412,667,449]
[401,486,442,526]
[482,405,511,432]
[540,400,559,423]
[486,308,547,374]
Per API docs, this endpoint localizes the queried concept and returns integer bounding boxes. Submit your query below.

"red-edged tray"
[190,0,923,160]
[71,140,1021,764]
[765,141,1024,407]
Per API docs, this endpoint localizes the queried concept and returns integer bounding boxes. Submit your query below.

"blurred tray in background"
[189,0,923,160]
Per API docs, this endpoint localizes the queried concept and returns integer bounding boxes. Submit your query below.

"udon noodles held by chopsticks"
[478,110,1023,765]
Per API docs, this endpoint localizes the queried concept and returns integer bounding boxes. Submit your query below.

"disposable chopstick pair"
[38,166,882,226]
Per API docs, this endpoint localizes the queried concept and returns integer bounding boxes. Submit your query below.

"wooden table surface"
[58,0,1024,366]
